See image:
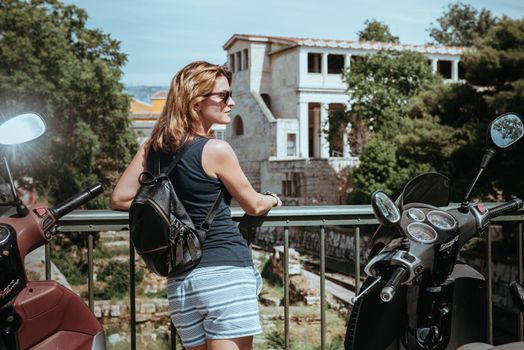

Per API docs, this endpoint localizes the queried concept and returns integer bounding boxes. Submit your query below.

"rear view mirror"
[0,113,46,145]
[489,112,524,149]
[372,191,401,226]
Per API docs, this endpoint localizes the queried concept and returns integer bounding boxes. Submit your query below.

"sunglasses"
[205,90,233,103]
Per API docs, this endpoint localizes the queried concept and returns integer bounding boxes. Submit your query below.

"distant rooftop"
[224,34,467,55]
[151,91,168,99]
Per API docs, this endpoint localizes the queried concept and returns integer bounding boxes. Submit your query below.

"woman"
[111,61,282,350]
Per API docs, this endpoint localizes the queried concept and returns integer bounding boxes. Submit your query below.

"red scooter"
[0,113,105,350]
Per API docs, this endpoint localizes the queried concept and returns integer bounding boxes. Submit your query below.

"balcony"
[44,205,524,349]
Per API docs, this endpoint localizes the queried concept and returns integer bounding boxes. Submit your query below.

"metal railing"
[45,205,524,349]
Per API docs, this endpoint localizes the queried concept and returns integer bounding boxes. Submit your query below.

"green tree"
[428,2,497,46]
[0,0,137,207]
[358,19,400,43]
[338,49,440,152]
[351,136,405,203]
[416,17,524,200]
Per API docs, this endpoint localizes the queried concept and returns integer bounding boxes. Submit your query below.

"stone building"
[222,34,465,204]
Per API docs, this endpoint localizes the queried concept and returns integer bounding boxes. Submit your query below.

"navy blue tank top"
[147,138,253,268]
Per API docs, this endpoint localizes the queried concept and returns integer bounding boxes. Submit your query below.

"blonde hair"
[149,61,232,153]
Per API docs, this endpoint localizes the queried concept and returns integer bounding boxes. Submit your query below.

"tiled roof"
[224,34,467,55]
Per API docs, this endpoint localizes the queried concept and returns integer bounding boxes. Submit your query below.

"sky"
[62,0,524,86]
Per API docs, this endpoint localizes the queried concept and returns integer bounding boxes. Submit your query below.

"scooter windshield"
[398,172,451,209]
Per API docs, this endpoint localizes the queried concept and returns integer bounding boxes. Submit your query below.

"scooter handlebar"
[380,266,408,303]
[51,184,103,219]
[489,198,523,220]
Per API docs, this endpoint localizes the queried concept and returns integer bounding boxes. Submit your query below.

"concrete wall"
[261,158,356,205]
[270,50,299,119]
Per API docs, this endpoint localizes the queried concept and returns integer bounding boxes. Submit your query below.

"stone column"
[322,52,328,84]
[343,123,351,158]
[345,54,351,70]
[320,103,330,158]
[431,59,438,74]
[299,101,309,158]
[452,60,459,81]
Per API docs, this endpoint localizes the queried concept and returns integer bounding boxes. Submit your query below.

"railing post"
[130,237,137,350]
[487,225,493,344]
[519,223,523,341]
[45,242,51,280]
[171,321,177,350]
[320,223,326,350]
[355,226,361,294]
[284,224,290,350]
[87,233,94,312]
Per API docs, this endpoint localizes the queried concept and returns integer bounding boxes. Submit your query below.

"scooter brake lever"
[351,276,382,304]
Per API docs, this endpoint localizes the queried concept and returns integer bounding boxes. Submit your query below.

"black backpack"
[129,141,223,277]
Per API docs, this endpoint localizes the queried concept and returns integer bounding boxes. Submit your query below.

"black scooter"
[344,112,524,350]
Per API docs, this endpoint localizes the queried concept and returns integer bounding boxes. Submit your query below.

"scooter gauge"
[406,222,437,244]
[407,208,425,222]
[427,210,457,231]
[0,226,9,245]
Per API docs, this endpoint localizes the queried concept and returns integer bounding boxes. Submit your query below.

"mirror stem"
[460,167,485,213]
[480,148,496,169]
[3,157,28,217]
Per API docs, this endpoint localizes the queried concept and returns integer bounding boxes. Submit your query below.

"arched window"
[261,93,272,111]
[233,115,244,136]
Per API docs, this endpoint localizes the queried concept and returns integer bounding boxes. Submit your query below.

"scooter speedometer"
[406,222,438,243]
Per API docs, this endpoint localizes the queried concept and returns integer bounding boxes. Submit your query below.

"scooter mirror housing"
[461,112,524,213]
[488,112,524,150]
[0,113,46,145]
[372,191,401,226]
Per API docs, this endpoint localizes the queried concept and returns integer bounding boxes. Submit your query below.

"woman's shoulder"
[203,139,235,160]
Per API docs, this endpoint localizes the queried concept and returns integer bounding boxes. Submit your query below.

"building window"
[308,53,322,73]
[215,130,225,140]
[437,60,452,79]
[458,61,465,80]
[243,49,249,70]
[282,173,301,197]
[287,134,297,156]
[350,55,363,66]
[328,54,344,74]
[233,115,244,135]
[229,54,235,72]
[236,52,242,72]
[261,93,271,111]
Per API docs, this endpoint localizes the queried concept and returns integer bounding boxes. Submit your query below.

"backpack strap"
[200,190,223,231]
[158,138,199,176]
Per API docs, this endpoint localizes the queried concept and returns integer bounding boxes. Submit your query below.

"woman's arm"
[110,143,149,211]
[202,139,282,216]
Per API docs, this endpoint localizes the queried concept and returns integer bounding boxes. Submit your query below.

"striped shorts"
[167,265,263,348]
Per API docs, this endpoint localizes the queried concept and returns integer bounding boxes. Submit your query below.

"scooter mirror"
[488,112,524,149]
[0,113,46,145]
[372,191,401,226]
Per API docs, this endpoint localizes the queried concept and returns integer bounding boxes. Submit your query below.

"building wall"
[269,50,299,119]
[261,158,357,205]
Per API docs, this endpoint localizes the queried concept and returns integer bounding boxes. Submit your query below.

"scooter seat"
[457,342,524,350]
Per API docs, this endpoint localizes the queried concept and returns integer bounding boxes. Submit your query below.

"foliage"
[0,0,137,207]
[95,260,130,299]
[351,136,405,203]
[265,328,295,350]
[426,17,524,200]
[51,247,87,285]
[357,19,399,43]
[428,2,497,46]
[331,49,441,158]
